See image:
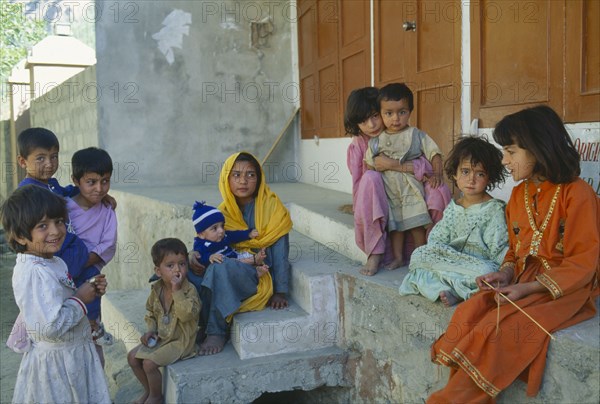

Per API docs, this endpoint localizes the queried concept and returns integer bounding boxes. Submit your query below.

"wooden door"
[375,0,460,157]
[339,0,371,131]
[299,0,339,139]
[470,0,564,127]
[298,0,370,139]
[565,0,600,122]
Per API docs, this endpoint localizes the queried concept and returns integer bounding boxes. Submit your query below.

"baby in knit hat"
[192,201,269,276]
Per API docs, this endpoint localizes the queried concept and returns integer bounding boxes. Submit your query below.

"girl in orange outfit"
[428,105,599,403]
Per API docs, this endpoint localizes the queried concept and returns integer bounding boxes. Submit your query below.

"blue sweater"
[193,229,253,266]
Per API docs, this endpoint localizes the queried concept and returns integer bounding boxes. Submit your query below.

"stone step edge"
[164,345,351,403]
[288,202,365,263]
[232,272,339,359]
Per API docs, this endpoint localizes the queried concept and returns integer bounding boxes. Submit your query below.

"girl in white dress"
[1,185,111,404]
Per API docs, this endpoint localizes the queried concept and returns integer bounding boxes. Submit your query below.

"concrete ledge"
[335,269,600,403]
[164,345,350,403]
[288,202,363,263]
[102,289,147,353]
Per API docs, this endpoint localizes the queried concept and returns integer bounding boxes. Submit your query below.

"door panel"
[375,0,460,158]
[339,0,371,132]
[565,0,600,122]
[375,0,410,84]
[471,0,563,127]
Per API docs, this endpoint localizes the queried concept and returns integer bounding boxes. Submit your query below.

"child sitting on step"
[128,238,201,404]
[399,136,508,306]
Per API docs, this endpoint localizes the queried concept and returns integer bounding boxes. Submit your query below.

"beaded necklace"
[524,180,561,256]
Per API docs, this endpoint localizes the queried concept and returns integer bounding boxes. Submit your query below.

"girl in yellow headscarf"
[198,152,293,355]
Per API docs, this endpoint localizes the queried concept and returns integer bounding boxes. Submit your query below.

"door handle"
[403,21,416,32]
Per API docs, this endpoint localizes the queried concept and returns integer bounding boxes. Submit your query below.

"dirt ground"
[0,248,143,403]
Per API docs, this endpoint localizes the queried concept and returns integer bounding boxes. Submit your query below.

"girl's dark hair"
[233,152,262,196]
[493,105,580,183]
[377,83,414,111]
[444,136,506,191]
[151,238,188,267]
[344,87,379,135]
[0,185,67,253]
[72,147,113,181]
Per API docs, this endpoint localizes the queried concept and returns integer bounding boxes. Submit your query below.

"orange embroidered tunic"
[429,178,599,401]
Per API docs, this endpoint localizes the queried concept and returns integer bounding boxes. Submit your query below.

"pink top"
[66,198,117,270]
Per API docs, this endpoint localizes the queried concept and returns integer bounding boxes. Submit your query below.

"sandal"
[92,322,114,346]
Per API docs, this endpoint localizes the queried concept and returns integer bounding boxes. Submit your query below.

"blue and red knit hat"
[192,201,225,234]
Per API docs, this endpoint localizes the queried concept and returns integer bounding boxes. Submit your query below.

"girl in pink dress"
[345,87,451,275]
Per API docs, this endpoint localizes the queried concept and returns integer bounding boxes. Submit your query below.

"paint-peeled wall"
[95,0,297,188]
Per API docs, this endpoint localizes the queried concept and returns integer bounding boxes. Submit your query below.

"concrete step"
[288,202,364,263]
[102,289,146,353]
[102,289,350,403]
[231,229,359,359]
[164,345,349,403]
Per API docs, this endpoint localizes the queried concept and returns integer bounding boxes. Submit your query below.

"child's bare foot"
[439,290,460,307]
[199,335,226,355]
[384,258,404,270]
[254,248,267,265]
[268,292,288,309]
[134,392,149,404]
[359,253,382,276]
[144,394,163,404]
[256,264,269,278]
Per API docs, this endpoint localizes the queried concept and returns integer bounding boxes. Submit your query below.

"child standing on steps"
[66,147,118,366]
[128,238,200,404]
[399,136,508,306]
[364,83,451,270]
[428,105,599,403]
[1,185,110,403]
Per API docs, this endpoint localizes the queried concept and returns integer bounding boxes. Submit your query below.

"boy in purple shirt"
[66,147,118,367]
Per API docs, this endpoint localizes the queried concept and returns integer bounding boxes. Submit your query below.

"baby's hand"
[141,331,157,347]
[74,282,97,304]
[209,253,224,264]
[249,229,259,238]
[254,248,267,265]
[171,271,183,291]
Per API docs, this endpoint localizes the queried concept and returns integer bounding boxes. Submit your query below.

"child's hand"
[476,271,511,291]
[189,251,206,276]
[249,229,259,238]
[372,154,393,172]
[493,281,546,305]
[141,331,158,347]
[209,253,224,264]
[171,271,183,291]
[74,282,97,304]
[254,248,267,265]
[88,274,107,296]
[102,194,117,210]
[426,173,443,189]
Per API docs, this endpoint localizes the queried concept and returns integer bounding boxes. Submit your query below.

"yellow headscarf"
[218,152,293,249]
[218,152,293,321]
